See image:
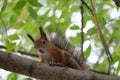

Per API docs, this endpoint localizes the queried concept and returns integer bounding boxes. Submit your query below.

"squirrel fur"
[27,26,87,70]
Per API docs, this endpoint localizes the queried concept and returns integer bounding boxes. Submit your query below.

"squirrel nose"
[39,49,44,53]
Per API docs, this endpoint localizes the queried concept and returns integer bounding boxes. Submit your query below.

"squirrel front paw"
[49,61,63,66]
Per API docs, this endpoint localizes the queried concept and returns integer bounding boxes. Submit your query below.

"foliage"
[0,0,120,79]
[7,73,18,80]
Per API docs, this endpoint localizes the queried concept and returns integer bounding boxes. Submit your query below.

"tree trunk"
[0,50,119,80]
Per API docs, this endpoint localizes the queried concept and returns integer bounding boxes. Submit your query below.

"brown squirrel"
[27,26,87,70]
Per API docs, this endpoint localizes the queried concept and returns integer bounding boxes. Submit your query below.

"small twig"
[94,38,113,66]
[0,45,38,57]
[80,0,85,63]
[81,0,93,15]
[93,51,104,68]
[93,35,113,75]
[107,16,120,22]
[90,0,113,62]
[106,16,120,29]
[18,51,38,57]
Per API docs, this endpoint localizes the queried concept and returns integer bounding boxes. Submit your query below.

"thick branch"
[0,50,119,80]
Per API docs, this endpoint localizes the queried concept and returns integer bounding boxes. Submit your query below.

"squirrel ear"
[39,26,48,41]
[27,33,35,42]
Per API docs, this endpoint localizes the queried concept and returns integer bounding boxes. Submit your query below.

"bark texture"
[0,50,119,80]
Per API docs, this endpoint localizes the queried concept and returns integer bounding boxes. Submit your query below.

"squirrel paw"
[56,62,64,66]
[49,61,63,66]
[49,61,56,66]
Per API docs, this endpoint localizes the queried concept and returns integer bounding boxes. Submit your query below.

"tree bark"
[0,50,119,80]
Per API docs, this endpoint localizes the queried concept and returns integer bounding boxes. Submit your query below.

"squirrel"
[27,26,87,70]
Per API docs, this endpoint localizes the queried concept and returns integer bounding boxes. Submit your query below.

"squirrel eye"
[42,40,46,44]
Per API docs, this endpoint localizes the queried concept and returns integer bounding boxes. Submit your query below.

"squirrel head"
[27,26,49,54]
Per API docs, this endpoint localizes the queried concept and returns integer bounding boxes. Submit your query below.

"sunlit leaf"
[13,21,24,29]
[117,62,120,73]
[97,9,108,22]
[100,18,106,28]
[23,21,37,33]
[70,26,79,30]
[28,6,38,19]
[112,28,120,42]
[0,0,7,13]
[87,27,97,35]
[115,19,120,28]
[28,0,42,7]
[5,39,16,53]
[84,45,91,58]
[13,0,26,10]
[10,13,18,25]
[7,72,18,80]
[23,78,33,80]
[47,0,56,5]
[8,33,19,41]
[69,33,81,45]
[94,63,108,73]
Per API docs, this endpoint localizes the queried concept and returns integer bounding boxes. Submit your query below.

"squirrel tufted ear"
[39,26,44,35]
[27,33,35,42]
[39,26,48,41]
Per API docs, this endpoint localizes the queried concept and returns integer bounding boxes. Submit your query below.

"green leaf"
[23,21,37,33]
[94,58,109,72]
[13,0,26,10]
[117,61,120,73]
[84,9,93,23]
[7,72,18,80]
[8,33,19,41]
[0,0,7,13]
[94,63,108,72]
[47,0,56,5]
[100,18,106,28]
[13,21,24,29]
[87,27,97,35]
[28,0,42,7]
[112,28,120,42]
[69,33,81,45]
[5,39,16,53]
[113,46,120,62]
[28,6,38,19]
[23,78,33,80]
[70,26,79,30]
[115,19,120,28]
[84,45,91,58]
[97,9,108,22]
[10,13,18,25]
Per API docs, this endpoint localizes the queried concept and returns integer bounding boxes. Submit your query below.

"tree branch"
[90,0,113,62]
[79,0,85,64]
[0,45,38,57]
[0,50,119,80]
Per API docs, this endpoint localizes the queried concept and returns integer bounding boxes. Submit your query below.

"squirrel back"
[49,31,87,69]
[49,31,75,55]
